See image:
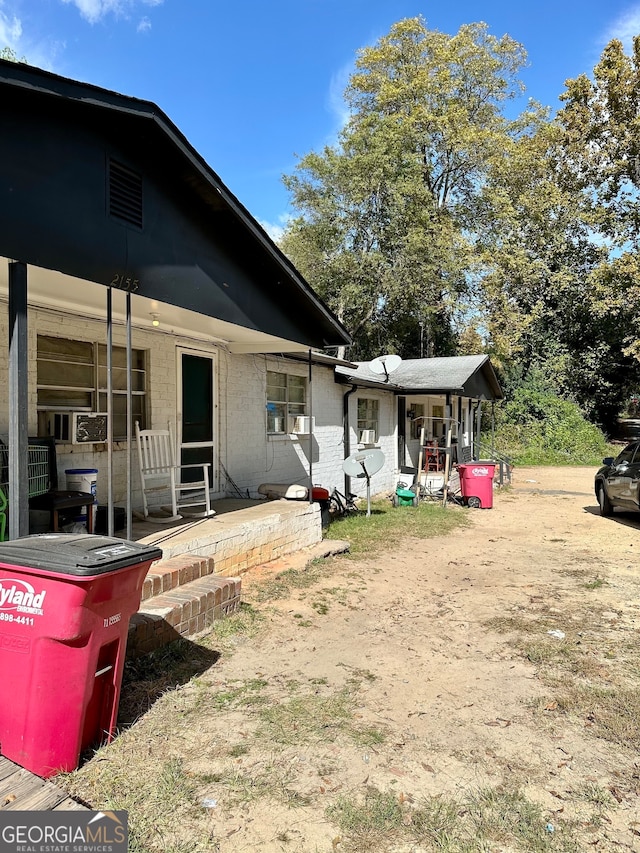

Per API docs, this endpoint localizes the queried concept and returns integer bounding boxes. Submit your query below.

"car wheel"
[598,484,613,517]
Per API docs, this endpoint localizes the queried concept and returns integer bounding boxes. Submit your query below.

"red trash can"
[457,462,496,508]
[0,534,162,777]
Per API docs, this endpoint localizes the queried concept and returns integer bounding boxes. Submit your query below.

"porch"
[122,496,323,658]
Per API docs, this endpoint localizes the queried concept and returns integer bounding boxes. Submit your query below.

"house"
[0,59,503,548]
[335,355,504,495]
[236,352,503,502]
[0,58,351,540]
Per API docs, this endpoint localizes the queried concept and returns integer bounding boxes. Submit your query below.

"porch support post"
[8,261,29,540]
[475,401,482,458]
[308,349,313,504]
[491,401,495,458]
[441,393,453,508]
[106,288,114,536]
[126,292,133,540]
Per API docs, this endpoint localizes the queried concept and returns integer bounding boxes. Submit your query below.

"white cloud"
[327,60,353,141]
[0,7,22,48]
[60,0,163,25]
[601,6,640,52]
[61,0,124,25]
[137,15,151,32]
[259,212,293,243]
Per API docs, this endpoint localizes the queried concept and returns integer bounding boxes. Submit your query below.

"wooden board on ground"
[0,756,87,811]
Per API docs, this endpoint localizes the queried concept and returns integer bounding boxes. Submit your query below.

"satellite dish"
[342,448,385,479]
[369,354,402,381]
[342,448,385,517]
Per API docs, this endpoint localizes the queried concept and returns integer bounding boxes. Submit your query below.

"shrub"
[488,388,615,466]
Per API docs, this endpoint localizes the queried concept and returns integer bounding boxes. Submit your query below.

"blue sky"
[2,0,639,238]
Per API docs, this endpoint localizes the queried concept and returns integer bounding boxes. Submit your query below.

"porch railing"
[475,440,513,486]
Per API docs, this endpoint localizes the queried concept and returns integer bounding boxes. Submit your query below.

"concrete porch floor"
[123,497,319,562]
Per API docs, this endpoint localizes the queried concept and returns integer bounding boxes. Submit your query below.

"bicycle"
[328,486,359,518]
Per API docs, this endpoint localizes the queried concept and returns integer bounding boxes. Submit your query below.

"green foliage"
[490,384,615,465]
[280,18,640,435]
[281,16,532,359]
[0,46,27,63]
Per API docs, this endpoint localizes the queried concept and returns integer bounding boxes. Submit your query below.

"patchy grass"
[550,685,640,750]
[327,785,580,853]
[256,686,386,749]
[327,498,469,557]
[57,488,639,853]
[485,599,640,755]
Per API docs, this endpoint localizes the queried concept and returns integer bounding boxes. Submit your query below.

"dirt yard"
[66,465,640,851]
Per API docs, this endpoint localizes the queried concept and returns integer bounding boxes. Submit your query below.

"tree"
[0,47,27,63]
[547,36,640,427]
[281,17,532,359]
[559,37,640,248]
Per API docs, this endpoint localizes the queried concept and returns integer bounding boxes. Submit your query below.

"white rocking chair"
[135,421,215,522]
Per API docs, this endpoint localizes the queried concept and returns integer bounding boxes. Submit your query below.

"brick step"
[128,571,242,659]
[141,553,216,603]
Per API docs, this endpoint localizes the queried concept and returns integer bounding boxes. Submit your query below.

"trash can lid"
[0,534,162,576]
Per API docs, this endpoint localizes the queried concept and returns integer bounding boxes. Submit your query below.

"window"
[409,403,425,440]
[431,404,444,440]
[615,443,639,466]
[266,371,307,434]
[357,398,379,442]
[37,335,147,441]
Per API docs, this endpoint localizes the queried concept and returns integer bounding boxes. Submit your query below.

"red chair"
[424,440,443,472]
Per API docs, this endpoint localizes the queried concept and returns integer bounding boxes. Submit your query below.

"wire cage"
[28,445,50,498]
[0,442,52,543]
[0,443,51,498]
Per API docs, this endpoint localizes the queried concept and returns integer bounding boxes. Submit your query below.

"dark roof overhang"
[0,59,351,351]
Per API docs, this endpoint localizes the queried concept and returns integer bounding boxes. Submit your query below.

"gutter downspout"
[343,384,358,495]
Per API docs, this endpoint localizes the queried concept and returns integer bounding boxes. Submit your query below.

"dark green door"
[180,351,215,486]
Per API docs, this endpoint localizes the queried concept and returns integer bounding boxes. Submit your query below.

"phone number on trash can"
[103,613,121,628]
[0,613,34,626]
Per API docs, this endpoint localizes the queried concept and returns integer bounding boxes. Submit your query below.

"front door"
[178,349,216,489]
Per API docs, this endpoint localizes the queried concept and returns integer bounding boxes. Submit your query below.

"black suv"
[595,441,640,516]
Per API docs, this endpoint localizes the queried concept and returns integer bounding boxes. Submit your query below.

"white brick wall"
[1,304,471,509]
[222,355,401,499]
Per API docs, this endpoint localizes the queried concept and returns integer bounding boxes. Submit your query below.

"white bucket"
[65,468,98,501]
[420,472,445,494]
[65,468,98,530]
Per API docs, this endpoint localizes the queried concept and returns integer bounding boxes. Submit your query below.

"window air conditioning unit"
[359,429,377,445]
[72,412,109,444]
[289,415,313,435]
[45,411,109,444]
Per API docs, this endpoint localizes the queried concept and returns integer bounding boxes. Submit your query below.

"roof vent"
[108,159,143,228]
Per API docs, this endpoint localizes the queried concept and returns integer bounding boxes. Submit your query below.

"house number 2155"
[110,273,140,292]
